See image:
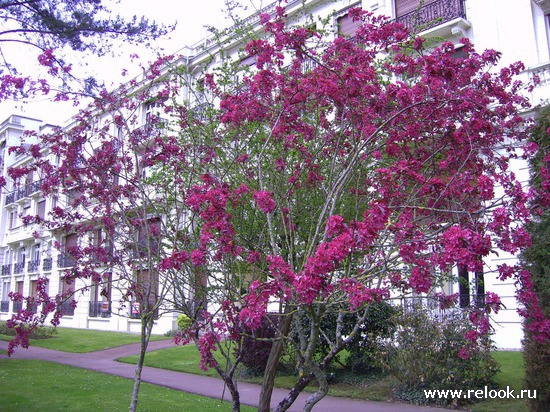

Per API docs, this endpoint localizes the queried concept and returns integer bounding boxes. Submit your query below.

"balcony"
[1,264,11,275]
[13,262,25,275]
[89,301,111,318]
[27,259,40,273]
[395,0,467,34]
[57,255,75,268]
[42,257,53,271]
[4,180,43,205]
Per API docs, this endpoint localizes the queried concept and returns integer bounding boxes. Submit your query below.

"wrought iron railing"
[42,257,53,271]
[28,259,40,273]
[399,294,487,319]
[57,255,75,268]
[12,301,23,312]
[59,301,75,316]
[395,0,466,33]
[13,262,25,274]
[4,180,43,205]
[1,264,11,275]
[0,300,9,312]
[89,301,112,318]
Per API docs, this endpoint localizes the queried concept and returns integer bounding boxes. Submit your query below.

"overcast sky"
[1,0,266,124]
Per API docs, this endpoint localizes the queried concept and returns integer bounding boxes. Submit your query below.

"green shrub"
[177,314,192,332]
[239,314,279,375]
[286,302,397,376]
[0,322,57,340]
[523,329,550,411]
[387,306,498,406]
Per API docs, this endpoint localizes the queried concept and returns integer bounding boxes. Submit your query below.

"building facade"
[0,0,548,347]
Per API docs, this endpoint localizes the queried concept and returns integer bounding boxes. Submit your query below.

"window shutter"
[337,13,361,37]
[395,0,437,17]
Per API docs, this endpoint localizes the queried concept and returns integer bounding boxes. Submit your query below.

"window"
[2,250,12,275]
[9,210,17,229]
[1,280,10,312]
[59,276,75,315]
[58,234,77,268]
[89,272,112,318]
[337,11,362,37]
[37,200,46,220]
[14,247,26,274]
[13,281,24,311]
[395,0,436,18]
[135,218,162,258]
[132,269,159,319]
[28,244,41,273]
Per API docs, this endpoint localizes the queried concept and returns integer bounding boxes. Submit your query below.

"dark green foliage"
[387,307,498,406]
[0,0,170,54]
[287,302,397,374]
[0,322,57,340]
[521,106,550,412]
[239,314,279,374]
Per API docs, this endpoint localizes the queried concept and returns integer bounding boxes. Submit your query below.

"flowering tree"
[4,4,550,412]
[173,7,549,412]
[4,55,211,411]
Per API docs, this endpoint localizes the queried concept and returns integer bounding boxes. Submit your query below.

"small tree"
[4,55,206,411]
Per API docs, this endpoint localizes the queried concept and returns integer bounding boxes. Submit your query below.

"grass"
[0,325,169,353]
[119,344,393,400]
[120,346,529,410]
[469,351,528,412]
[0,359,255,411]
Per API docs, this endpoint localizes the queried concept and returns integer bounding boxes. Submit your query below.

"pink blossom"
[253,190,276,213]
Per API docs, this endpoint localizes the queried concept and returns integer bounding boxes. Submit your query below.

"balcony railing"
[59,301,75,316]
[0,300,9,312]
[28,259,40,273]
[57,255,75,268]
[1,264,11,275]
[42,257,52,271]
[89,301,111,318]
[395,0,466,33]
[12,301,23,312]
[13,262,25,274]
[4,180,43,205]
[400,294,487,319]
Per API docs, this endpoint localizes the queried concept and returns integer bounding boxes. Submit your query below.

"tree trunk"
[224,376,241,412]
[129,315,153,412]
[273,374,313,412]
[303,367,328,412]
[258,311,293,412]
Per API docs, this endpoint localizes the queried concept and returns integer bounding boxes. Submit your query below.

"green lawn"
[120,346,529,410]
[0,359,255,411]
[470,351,528,412]
[0,326,169,353]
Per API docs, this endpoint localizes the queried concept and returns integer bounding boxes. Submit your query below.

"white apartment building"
[0,0,548,347]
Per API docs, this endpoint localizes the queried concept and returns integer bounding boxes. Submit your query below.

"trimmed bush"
[0,322,57,340]
[177,314,192,332]
[387,307,498,406]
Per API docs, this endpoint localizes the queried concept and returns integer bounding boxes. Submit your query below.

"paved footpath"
[0,339,449,411]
